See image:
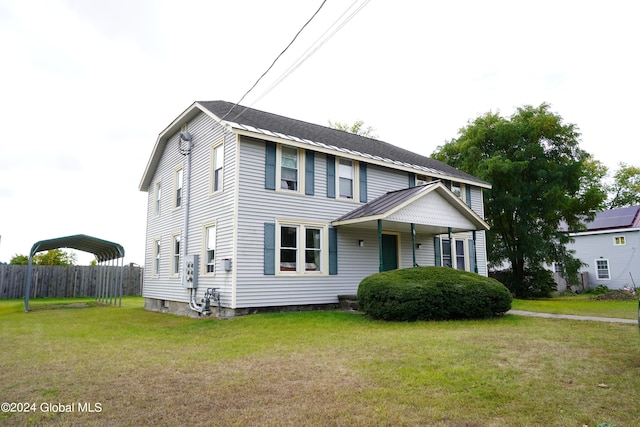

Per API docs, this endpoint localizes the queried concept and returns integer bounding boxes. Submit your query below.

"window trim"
[276,144,305,194]
[210,139,224,195]
[170,232,181,277]
[153,238,161,277]
[275,219,328,276]
[439,234,469,271]
[336,157,359,201]
[595,258,611,280]
[174,165,184,209]
[154,179,162,217]
[613,235,626,246]
[202,222,217,275]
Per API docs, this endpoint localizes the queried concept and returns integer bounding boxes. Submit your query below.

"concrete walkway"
[508,309,638,324]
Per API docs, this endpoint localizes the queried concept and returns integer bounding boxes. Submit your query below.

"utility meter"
[182,255,199,289]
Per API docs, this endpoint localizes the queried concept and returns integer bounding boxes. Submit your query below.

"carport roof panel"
[29,234,125,262]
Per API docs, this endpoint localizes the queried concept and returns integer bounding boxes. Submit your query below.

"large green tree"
[607,162,640,208]
[432,103,607,296]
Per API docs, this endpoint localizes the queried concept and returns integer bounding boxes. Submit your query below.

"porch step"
[337,294,359,311]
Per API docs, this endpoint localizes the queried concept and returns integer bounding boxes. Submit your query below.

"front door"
[381,233,398,271]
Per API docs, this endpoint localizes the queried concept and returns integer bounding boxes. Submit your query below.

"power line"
[237,0,372,119]
[220,0,328,122]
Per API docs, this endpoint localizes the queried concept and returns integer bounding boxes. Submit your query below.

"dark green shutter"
[326,154,335,198]
[329,227,338,275]
[359,162,367,203]
[305,150,315,195]
[408,173,416,188]
[465,185,472,207]
[468,238,477,273]
[265,142,276,190]
[264,222,275,275]
[434,236,441,266]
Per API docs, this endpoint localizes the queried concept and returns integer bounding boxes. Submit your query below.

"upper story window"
[451,182,462,199]
[211,142,224,193]
[175,167,184,208]
[280,146,299,191]
[614,236,626,246]
[595,259,610,279]
[416,174,429,186]
[338,158,355,199]
[154,181,162,216]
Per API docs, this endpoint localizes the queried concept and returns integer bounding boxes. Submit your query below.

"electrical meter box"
[182,255,199,289]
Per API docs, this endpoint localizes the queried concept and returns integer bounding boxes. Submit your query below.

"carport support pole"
[411,223,416,267]
[378,219,383,273]
[24,255,34,312]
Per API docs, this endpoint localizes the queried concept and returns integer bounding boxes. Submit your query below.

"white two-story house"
[139,101,491,317]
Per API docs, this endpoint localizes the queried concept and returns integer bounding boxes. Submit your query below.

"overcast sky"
[1,0,638,265]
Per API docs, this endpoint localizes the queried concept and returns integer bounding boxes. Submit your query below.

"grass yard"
[512,294,639,320]
[1,297,640,426]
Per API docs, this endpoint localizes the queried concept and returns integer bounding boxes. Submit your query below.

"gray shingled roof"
[197,101,489,186]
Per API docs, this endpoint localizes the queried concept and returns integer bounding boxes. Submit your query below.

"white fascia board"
[569,227,640,237]
[232,127,491,190]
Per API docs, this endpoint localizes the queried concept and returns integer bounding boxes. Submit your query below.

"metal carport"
[24,234,125,312]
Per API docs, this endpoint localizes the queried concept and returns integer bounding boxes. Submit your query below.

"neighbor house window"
[614,236,626,246]
[277,221,326,274]
[175,167,184,208]
[172,233,181,275]
[154,181,162,216]
[595,259,610,280]
[211,142,224,193]
[280,146,299,191]
[153,239,161,276]
[204,223,216,274]
[338,158,355,199]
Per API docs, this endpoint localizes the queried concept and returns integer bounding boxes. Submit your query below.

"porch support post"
[411,223,416,267]
[448,227,453,267]
[473,231,478,273]
[378,219,383,273]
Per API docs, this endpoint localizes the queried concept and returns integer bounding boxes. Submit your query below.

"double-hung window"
[277,221,326,274]
[175,167,184,208]
[154,181,162,216]
[153,239,161,276]
[338,158,354,199]
[211,142,224,193]
[204,223,216,274]
[595,259,610,280]
[439,236,468,271]
[172,234,181,276]
[280,146,299,191]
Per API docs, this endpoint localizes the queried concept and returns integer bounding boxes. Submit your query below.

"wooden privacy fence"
[0,265,143,299]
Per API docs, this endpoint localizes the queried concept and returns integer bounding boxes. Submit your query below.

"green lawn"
[1,297,639,426]
[512,295,639,320]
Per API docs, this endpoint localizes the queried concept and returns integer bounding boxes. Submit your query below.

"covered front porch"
[332,181,490,274]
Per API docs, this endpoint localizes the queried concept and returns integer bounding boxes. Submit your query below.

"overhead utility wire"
[219,0,328,122]
[246,0,371,112]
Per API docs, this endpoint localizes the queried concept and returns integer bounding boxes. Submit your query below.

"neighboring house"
[554,205,640,291]
[139,101,492,317]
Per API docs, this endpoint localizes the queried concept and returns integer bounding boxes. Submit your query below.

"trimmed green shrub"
[357,266,512,321]
[490,268,557,299]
